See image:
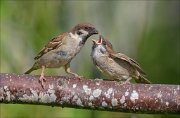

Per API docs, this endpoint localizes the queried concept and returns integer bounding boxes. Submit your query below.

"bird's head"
[70,23,98,44]
[92,35,114,54]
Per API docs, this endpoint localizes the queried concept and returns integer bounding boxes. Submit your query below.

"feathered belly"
[94,57,130,81]
[36,46,81,68]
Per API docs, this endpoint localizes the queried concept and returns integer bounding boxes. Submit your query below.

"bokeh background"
[1,0,180,118]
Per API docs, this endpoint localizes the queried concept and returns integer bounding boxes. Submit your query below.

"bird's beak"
[98,35,103,44]
[92,39,99,45]
[92,38,102,45]
[92,39,98,44]
[90,28,98,35]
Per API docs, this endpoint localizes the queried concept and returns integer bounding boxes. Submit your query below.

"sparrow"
[91,35,151,84]
[25,23,98,87]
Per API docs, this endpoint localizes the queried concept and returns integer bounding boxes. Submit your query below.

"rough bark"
[0,73,180,114]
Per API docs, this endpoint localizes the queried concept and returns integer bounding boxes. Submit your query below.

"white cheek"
[80,30,88,36]
[79,30,88,39]
[69,32,82,42]
[69,32,78,39]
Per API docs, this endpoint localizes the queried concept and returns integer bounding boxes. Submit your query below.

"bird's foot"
[74,74,84,79]
[120,77,132,85]
[70,73,83,79]
[39,75,46,88]
[121,80,131,85]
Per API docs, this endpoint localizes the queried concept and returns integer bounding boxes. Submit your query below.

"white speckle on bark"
[6,91,11,101]
[73,84,77,88]
[130,90,139,103]
[120,95,125,104]
[0,88,4,100]
[76,98,83,106]
[47,85,55,93]
[40,93,50,103]
[105,94,110,98]
[93,89,102,97]
[125,91,129,96]
[96,82,100,86]
[3,86,11,101]
[4,86,8,90]
[105,88,113,98]
[111,98,118,106]
[88,102,93,106]
[48,85,57,102]
[61,96,67,101]
[49,84,54,89]
[157,92,162,98]
[166,102,169,106]
[20,89,38,102]
[31,89,39,101]
[174,89,177,95]
[72,95,78,102]
[107,88,113,94]
[89,95,94,101]
[20,86,57,103]
[71,92,75,95]
[102,101,108,107]
[83,85,91,95]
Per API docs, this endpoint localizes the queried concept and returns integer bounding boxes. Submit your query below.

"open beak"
[92,39,98,44]
[92,37,102,45]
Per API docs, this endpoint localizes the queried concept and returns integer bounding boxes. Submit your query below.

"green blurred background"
[0,0,180,118]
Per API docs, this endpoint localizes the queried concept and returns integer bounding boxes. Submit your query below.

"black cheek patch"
[56,51,67,56]
[79,39,87,46]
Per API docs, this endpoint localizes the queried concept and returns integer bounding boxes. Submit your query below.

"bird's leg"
[64,63,83,79]
[39,66,46,88]
[121,76,132,84]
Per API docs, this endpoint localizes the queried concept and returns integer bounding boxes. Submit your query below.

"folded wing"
[34,33,67,60]
[110,53,146,75]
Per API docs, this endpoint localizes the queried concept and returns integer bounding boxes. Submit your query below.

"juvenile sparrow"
[91,35,151,84]
[25,23,98,87]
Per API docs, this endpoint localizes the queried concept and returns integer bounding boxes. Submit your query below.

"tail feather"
[24,67,36,74]
[135,75,151,84]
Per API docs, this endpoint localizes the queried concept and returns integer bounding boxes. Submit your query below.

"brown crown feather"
[71,23,95,33]
[100,35,114,54]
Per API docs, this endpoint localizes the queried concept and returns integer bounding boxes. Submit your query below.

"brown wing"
[110,53,146,75]
[34,33,67,60]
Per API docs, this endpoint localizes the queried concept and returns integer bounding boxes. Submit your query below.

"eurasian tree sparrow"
[91,35,151,84]
[25,23,98,87]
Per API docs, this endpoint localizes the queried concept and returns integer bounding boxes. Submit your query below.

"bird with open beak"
[25,23,98,88]
[91,35,151,84]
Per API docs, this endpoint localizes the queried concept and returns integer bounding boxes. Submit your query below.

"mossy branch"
[0,73,179,114]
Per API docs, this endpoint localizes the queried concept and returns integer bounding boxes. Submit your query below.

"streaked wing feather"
[110,53,146,75]
[34,33,67,60]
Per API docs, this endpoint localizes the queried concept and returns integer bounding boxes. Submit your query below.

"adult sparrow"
[25,23,98,87]
[91,35,151,84]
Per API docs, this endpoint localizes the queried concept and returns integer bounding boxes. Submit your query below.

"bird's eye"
[77,31,83,35]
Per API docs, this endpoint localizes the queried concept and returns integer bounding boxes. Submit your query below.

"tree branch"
[0,73,179,114]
